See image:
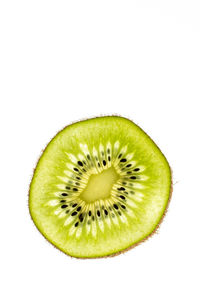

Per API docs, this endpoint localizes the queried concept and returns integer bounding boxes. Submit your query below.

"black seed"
[134,168,140,171]
[126,164,132,168]
[61,204,68,208]
[117,187,125,191]
[89,211,92,216]
[60,200,66,203]
[75,222,79,227]
[130,176,136,180]
[79,213,83,220]
[76,182,80,186]
[73,188,78,192]
[71,211,77,216]
[121,204,126,209]
[119,195,126,200]
[61,193,68,196]
[87,154,91,160]
[103,160,106,166]
[97,210,100,217]
[118,153,122,159]
[113,204,118,210]
[78,161,83,167]
[77,206,82,212]
[104,209,108,215]
[120,158,127,163]
[72,203,77,207]
[98,162,100,167]
[124,191,128,195]
[108,156,111,161]
[118,211,122,216]
[80,217,84,222]
[74,168,79,172]
[83,161,86,165]
[92,216,95,221]
[65,186,71,190]
[76,177,81,180]
[127,171,132,174]
[108,206,112,211]
[65,210,70,214]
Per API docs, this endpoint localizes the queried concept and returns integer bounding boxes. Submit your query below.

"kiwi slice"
[29,116,172,258]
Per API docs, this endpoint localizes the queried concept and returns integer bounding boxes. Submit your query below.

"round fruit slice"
[29,116,172,258]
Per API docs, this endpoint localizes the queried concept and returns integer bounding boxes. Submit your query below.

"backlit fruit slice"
[29,116,172,258]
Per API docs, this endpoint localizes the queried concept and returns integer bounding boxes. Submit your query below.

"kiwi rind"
[29,115,172,259]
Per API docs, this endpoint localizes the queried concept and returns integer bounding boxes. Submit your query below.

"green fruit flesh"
[29,116,171,258]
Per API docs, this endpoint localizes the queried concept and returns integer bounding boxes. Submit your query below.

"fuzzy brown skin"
[28,115,173,259]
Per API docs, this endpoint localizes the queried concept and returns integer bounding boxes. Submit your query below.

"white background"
[0,1,200,299]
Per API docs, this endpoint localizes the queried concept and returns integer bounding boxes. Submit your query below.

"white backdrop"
[0,1,200,299]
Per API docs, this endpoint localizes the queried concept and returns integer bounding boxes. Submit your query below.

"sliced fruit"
[29,116,172,258]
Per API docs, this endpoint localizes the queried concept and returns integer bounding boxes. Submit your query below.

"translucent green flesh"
[29,116,171,258]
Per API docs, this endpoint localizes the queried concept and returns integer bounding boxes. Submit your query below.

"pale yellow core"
[80,167,119,203]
